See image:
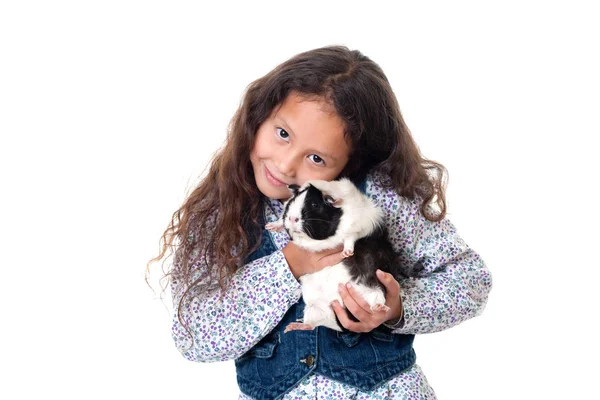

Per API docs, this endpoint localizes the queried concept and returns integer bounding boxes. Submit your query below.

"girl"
[151,45,492,399]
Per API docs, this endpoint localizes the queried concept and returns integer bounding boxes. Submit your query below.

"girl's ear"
[288,184,300,195]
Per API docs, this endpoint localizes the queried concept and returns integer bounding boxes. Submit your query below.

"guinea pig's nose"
[289,216,299,223]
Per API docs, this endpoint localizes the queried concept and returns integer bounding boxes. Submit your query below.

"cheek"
[326,166,348,180]
[251,128,271,159]
[249,145,258,168]
[296,166,347,186]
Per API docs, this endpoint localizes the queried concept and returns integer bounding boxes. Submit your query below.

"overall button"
[300,355,315,367]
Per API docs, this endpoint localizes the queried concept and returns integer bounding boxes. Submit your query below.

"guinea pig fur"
[265,178,402,333]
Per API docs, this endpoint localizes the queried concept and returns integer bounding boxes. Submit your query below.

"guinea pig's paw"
[371,303,391,313]
[265,221,284,232]
[341,249,354,258]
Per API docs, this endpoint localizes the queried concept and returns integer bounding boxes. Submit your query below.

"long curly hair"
[147,45,447,313]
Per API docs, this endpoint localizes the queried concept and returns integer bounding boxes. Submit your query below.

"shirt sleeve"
[170,234,301,363]
[366,173,493,335]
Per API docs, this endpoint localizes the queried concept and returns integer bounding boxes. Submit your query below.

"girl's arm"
[370,173,493,335]
[170,209,347,363]
[170,244,301,363]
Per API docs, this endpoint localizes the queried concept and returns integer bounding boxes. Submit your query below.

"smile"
[264,165,287,187]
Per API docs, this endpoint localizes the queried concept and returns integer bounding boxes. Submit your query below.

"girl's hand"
[331,269,403,333]
[283,242,345,279]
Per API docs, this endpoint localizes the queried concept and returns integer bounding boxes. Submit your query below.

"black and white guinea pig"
[265,178,403,333]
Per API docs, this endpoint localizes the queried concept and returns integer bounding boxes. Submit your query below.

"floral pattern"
[170,171,492,399]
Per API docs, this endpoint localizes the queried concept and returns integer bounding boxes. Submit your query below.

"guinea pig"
[265,178,403,332]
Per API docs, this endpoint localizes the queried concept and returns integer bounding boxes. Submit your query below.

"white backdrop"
[1,1,598,399]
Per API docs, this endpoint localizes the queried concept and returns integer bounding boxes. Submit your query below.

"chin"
[256,179,290,200]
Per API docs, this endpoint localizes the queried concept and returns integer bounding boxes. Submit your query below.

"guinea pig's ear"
[324,194,343,208]
[287,184,300,195]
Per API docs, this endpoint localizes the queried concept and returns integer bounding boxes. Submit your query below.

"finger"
[332,293,386,333]
[346,282,394,329]
[344,282,378,315]
[318,244,343,255]
[317,248,345,269]
[376,270,400,299]
[330,300,367,333]
[376,269,403,321]
[324,244,344,258]
[323,252,346,267]
[338,283,372,321]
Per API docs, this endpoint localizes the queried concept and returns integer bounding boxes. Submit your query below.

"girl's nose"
[275,154,298,177]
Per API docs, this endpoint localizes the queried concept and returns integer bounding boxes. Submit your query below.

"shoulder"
[362,168,409,207]
[362,170,443,225]
[187,207,219,243]
[363,168,442,221]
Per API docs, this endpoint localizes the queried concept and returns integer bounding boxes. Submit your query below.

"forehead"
[273,92,351,160]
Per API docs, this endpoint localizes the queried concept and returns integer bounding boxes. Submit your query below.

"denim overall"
[235,180,416,400]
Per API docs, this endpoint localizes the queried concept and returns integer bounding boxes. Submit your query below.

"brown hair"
[147,45,447,323]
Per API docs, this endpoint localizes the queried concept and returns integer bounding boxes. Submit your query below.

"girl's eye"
[309,154,325,165]
[276,128,290,141]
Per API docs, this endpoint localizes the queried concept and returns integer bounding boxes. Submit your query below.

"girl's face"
[251,92,351,200]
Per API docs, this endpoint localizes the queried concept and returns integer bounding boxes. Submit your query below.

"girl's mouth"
[264,165,286,187]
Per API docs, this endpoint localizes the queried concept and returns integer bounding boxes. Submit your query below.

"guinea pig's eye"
[323,195,335,205]
[311,201,318,208]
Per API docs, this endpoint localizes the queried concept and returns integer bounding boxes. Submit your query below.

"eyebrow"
[273,114,341,163]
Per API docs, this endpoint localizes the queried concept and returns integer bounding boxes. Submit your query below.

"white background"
[1,1,598,399]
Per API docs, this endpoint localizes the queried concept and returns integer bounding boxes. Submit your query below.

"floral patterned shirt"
[170,171,492,399]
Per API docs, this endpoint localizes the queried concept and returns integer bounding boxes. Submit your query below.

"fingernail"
[346,282,352,289]
[376,269,384,277]
[338,284,344,292]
